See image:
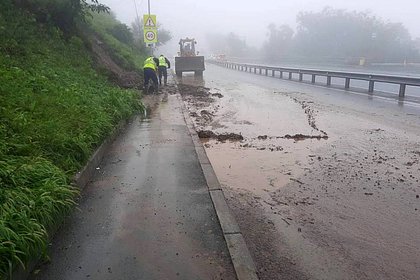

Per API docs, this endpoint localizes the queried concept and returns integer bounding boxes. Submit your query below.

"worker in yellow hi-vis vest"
[158,54,171,86]
[143,56,159,92]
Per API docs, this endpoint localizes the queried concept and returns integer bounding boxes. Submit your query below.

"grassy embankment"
[0,1,146,278]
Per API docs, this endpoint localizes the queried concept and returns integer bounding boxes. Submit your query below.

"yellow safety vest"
[143,57,157,71]
[159,56,168,67]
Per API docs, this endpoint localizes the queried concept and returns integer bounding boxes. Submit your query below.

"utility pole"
[133,0,141,38]
[147,0,154,53]
[142,0,156,52]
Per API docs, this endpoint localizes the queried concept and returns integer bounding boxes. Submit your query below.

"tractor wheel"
[195,70,203,77]
[176,71,182,77]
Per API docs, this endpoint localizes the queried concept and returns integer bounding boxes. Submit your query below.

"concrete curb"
[173,83,259,280]
[72,117,131,189]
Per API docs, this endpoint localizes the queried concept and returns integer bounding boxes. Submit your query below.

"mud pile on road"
[289,96,328,137]
[177,83,232,131]
[177,83,220,128]
[177,84,215,105]
[197,130,244,142]
[282,134,329,140]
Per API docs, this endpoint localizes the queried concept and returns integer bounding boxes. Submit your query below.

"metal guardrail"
[211,61,420,99]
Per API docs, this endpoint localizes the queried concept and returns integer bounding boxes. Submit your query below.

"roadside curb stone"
[173,78,259,280]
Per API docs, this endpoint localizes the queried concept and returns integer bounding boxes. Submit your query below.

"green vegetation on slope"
[0,1,144,278]
[89,12,148,71]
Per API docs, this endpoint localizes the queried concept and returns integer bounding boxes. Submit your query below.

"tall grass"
[0,0,144,277]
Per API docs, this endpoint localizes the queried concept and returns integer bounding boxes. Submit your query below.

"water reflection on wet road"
[176,64,420,280]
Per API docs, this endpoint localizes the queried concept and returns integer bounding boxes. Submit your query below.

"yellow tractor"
[175,38,205,77]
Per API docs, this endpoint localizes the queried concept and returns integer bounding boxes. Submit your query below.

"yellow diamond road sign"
[143,14,156,28]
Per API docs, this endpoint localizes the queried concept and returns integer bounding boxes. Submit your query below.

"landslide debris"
[282,134,329,141]
[197,130,244,141]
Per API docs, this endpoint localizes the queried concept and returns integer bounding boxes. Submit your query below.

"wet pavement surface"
[176,64,420,280]
[30,85,236,280]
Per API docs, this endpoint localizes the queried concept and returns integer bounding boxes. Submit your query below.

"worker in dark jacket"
[158,55,171,86]
[143,56,158,92]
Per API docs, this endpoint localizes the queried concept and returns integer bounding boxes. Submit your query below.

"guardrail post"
[327,76,331,86]
[215,63,420,100]
[399,84,406,98]
[345,78,350,89]
[368,81,374,92]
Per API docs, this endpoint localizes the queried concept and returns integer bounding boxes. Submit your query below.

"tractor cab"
[175,37,205,77]
[179,38,197,57]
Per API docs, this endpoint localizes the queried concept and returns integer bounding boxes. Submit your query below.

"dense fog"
[102,0,420,64]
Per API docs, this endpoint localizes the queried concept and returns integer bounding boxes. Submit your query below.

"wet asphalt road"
[30,91,236,280]
[177,63,420,280]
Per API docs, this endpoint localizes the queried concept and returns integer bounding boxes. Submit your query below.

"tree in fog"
[226,32,248,57]
[206,33,228,54]
[131,18,172,47]
[262,23,294,62]
[206,32,258,58]
[293,7,419,63]
[14,0,110,35]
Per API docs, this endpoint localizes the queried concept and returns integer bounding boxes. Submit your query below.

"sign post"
[143,14,158,46]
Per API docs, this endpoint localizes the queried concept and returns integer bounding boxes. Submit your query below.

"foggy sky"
[101,0,420,54]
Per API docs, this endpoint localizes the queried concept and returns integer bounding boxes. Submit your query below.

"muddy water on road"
[176,67,420,280]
